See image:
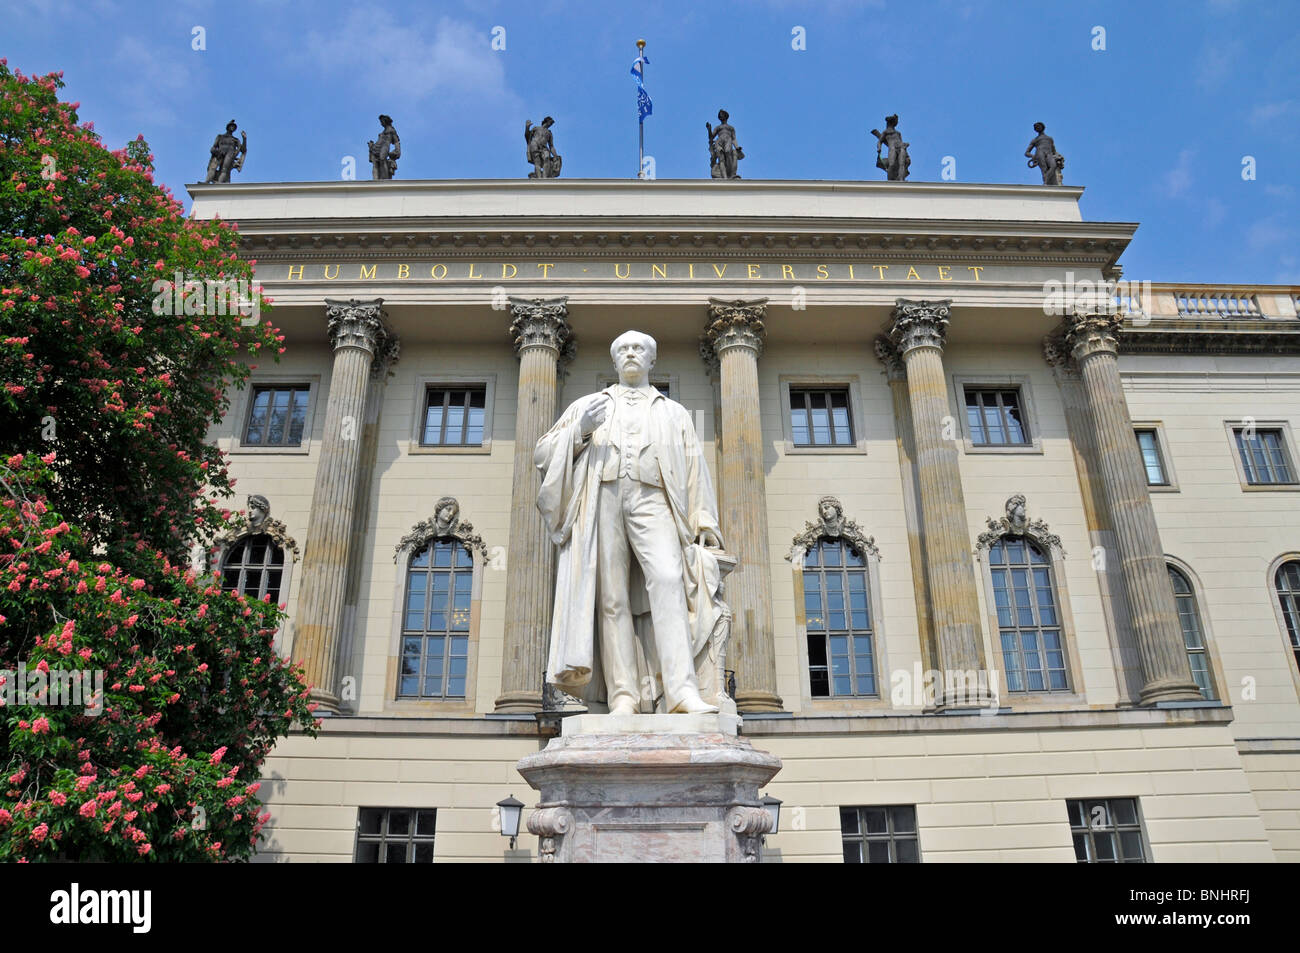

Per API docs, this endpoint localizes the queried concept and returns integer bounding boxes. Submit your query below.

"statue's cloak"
[535,386,728,709]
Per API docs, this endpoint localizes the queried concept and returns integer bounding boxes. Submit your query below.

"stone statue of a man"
[369,114,400,180]
[525,117,562,178]
[707,109,743,179]
[536,331,731,715]
[204,120,247,183]
[871,114,910,181]
[1025,122,1064,185]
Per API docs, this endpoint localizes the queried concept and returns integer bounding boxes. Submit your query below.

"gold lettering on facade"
[906,266,921,280]
[501,263,517,279]
[359,264,377,279]
[748,264,761,279]
[816,264,829,279]
[782,265,795,280]
[712,263,728,278]
[967,266,984,281]
[467,263,483,279]
[873,265,889,279]
[431,264,447,279]
[651,263,668,279]
[396,264,410,279]
[323,264,339,280]
[688,263,695,279]
[286,265,304,280]
[614,263,631,279]
[537,263,554,277]
[848,264,855,279]
[936,265,951,281]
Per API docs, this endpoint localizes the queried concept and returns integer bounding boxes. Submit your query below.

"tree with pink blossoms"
[0,62,317,861]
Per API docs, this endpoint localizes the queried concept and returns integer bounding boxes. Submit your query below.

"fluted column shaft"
[296,298,396,713]
[887,300,990,707]
[704,298,782,713]
[1064,313,1200,704]
[495,298,574,713]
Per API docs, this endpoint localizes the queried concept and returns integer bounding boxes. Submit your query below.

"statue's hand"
[579,398,608,437]
[697,528,721,549]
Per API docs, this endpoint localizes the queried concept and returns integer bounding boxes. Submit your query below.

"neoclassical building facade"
[189,178,1300,863]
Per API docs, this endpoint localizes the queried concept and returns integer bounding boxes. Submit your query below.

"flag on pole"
[630,54,652,121]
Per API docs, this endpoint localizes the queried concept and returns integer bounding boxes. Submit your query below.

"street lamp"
[496,795,524,849]
[760,794,782,837]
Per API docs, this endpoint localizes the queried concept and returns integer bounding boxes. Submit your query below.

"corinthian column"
[884,299,991,708]
[703,298,782,713]
[1061,311,1200,704]
[495,297,574,714]
[296,298,398,713]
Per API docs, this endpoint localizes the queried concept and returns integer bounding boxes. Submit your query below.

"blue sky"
[6,0,1298,283]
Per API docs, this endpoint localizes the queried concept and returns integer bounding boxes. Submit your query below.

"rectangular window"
[1135,429,1168,486]
[244,384,310,447]
[355,807,436,863]
[422,386,487,447]
[804,540,876,697]
[964,387,1029,447]
[841,806,919,863]
[789,388,854,447]
[1234,428,1296,485]
[1067,798,1146,863]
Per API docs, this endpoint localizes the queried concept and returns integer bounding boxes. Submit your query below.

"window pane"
[890,805,916,833]
[863,807,888,834]
[839,808,859,834]
[867,841,890,863]
[895,839,919,863]
[359,808,384,835]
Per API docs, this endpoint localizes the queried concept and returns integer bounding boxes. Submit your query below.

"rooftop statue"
[1025,121,1065,185]
[525,116,562,178]
[870,114,910,181]
[204,120,247,183]
[707,109,744,179]
[368,114,400,180]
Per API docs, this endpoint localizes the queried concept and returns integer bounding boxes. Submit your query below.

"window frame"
[976,526,1087,710]
[231,375,320,455]
[778,376,869,455]
[1066,797,1148,863]
[801,538,879,700]
[1268,554,1300,691]
[354,807,437,863]
[386,533,484,714]
[1132,421,1179,492]
[218,533,287,606]
[985,535,1071,695]
[1224,420,1300,491]
[840,805,921,864]
[1165,559,1222,701]
[790,529,890,713]
[407,375,496,455]
[951,375,1043,455]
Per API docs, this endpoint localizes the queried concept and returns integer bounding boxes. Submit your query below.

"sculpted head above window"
[247,494,270,532]
[433,496,460,537]
[818,495,845,537]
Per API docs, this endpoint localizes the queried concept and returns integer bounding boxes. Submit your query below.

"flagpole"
[636,38,646,179]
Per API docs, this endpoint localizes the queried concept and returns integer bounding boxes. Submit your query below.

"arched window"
[400,538,473,699]
[1276,560,1300,674]
[790,497,882,702]
[1168,565,1215,700]
[803,539,876,698]
[988,536,1068,693]
[220,534,285,603]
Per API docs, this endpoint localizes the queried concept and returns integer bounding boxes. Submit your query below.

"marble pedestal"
[517,713,782,863]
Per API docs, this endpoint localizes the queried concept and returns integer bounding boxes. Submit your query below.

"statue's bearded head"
[610,330,657,386]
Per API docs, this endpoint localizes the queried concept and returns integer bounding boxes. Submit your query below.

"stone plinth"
[518,715,781,863]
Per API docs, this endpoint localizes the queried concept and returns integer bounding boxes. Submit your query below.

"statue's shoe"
[608,700,638,716]
[671,695,720,715]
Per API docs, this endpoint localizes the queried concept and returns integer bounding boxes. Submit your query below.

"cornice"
[1119,318,1300,356]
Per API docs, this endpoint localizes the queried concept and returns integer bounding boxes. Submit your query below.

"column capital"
[325,298,398,378]
[873,336,906,381]
[1063,310,1123,362]
[702,297,767,371]
[888,298,951,356]
[508,296,575,366]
